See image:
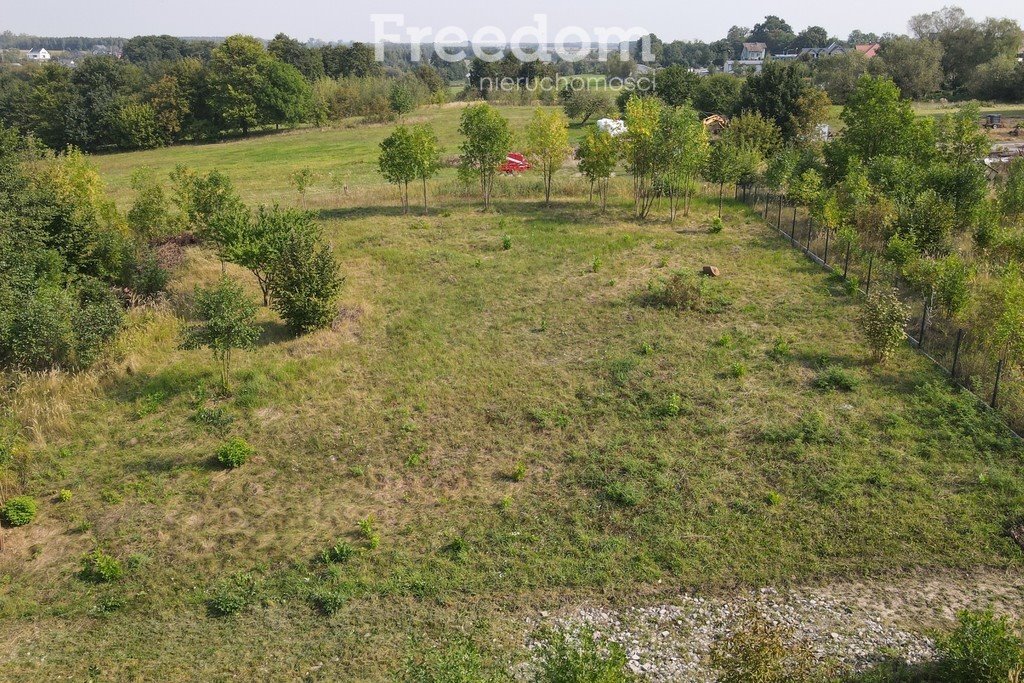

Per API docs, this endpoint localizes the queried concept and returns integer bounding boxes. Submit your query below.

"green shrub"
[649,270,708,311]
[121,247,169,300]
[767,339,791,361]
[359,516,381,549]
[270,228,344,334]
[709,217,725,233]
[534,628,632,682]
[654,393,683,418]
[4,280,124,371]
[310,587,348,616]
[711,610,822,683]
[207,573,258,617]
[509,461,527,482]
[501,234,513,250]
[443,536,469,560]
[80,549,123,583]
[936,609,1024,683]
[1,495,37,526]
[58,489,73,503]
[320,540,355,564]
[858,288,910,363]
[216,437,254,469]
[729,362,748,379]
[813,366,859,392]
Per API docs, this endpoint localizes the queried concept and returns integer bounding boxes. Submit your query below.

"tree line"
[0,33,450,152]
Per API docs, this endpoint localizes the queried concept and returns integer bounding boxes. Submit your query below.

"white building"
[26,48,51,61]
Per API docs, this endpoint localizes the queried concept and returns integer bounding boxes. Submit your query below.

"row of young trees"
[751,75,1024,378]
[374,98,785,222]
[377,105,575,212]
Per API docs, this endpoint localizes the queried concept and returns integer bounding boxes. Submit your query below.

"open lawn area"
[2,105,1023,680]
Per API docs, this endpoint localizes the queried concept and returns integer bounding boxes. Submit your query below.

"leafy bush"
[207,573,258,617]
[3,280,124,371]
[649,270,708,311]
[215,437,254,469]
[509,461,527,482]
[310,587,348,616]
[359,516,381,549]
[120,247,169,300]
[813,365,859,392]
[858,288,910,363]
[502,234,513,251]
[1,495,37,526]
[711,610,821,683]
[270,228,344,334]
[534,628,633,683]
[320,540,355,564]
[709,217,725,233]
[729,362,748,379]
[443,536,469,560]
[80,549,124,583]
[936,609,1024,683]
[653,393,684,418]
[58,489,73,503]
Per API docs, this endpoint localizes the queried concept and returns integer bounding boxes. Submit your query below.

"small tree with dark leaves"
[270,228,344,334]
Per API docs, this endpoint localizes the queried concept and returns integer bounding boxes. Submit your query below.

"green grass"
[2,105,1023,680]
[93,104,592,208]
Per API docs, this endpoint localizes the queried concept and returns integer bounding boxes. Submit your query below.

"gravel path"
[525,571,1024,681]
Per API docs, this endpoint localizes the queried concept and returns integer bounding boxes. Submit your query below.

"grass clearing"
[2,105,1023,680]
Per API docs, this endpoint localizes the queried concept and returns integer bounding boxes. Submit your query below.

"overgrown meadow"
[1,104,1022,680]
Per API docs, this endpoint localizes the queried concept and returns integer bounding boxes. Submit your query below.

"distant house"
[740,42,767,61]
[800,43,848,59]
[723,59,765,74]
[855,43,882,59]
[725,42,769,75]
[26,48,51,62]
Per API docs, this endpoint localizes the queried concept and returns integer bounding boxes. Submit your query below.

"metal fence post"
[805,215,813,252]
[764,191,770,219]
[823,229,830,265]
[992,358,1004,409]
[843,242,852,278]
[918,296,929,349]
[777,194,783,228]
[865,255,873,295]
[951,329,964,380]
[791,203,797,236]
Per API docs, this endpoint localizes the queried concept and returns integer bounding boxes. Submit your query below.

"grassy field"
[2,104,1023,680]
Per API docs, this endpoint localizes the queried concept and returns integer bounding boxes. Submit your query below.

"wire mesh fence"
[740,183,1022,437]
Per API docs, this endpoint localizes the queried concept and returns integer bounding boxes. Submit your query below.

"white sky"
[1,0,1022,43]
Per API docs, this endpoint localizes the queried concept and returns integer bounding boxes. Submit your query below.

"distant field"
[94,104,592,207]
[912,101,1024,119]
[3,104,1023,680]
